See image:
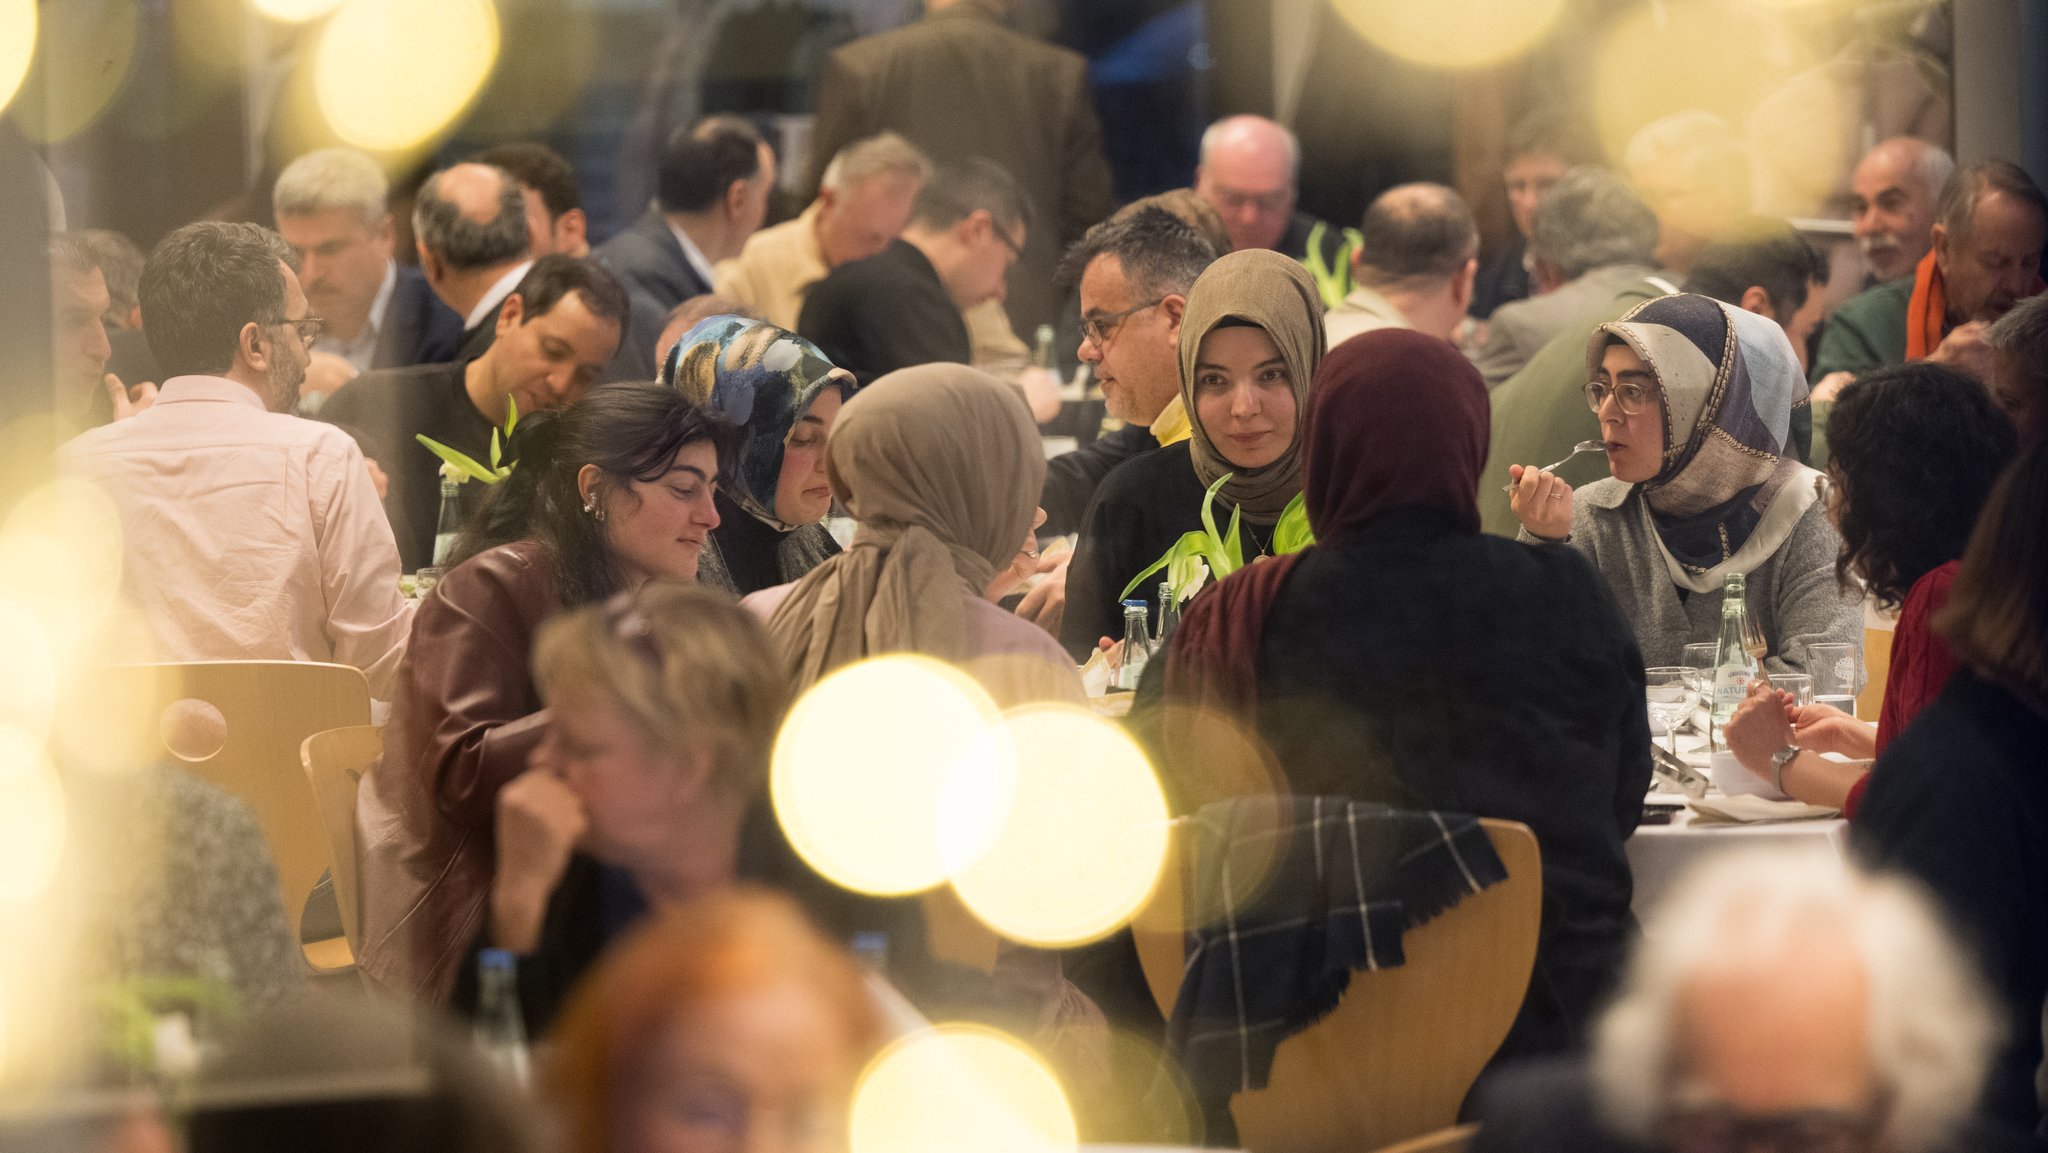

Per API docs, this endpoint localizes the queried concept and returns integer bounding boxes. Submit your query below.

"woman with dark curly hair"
[1724,363,2016,813]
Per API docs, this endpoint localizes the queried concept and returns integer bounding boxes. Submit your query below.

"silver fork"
[1501,439,1606,494]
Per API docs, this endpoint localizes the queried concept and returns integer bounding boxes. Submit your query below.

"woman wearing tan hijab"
[743,362,1085,708]
[1060,248,1326,660]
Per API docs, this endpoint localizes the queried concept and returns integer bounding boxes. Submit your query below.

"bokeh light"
[314,0,499,152]
[0,726,67,904]
[9,0,137,145]
[1590,0,1817,165]
[952,706,1169,948]
[1331,0,1566,70]
[0,479,127,673]
[851,1025,1077,1153]
[250,0,348,22]
[0,0,33,118]
[773,656,1012,896]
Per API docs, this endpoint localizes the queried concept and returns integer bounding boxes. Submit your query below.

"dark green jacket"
[1810,275,1913,382]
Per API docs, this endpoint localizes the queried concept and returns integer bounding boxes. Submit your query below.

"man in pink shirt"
[60,222,414,698]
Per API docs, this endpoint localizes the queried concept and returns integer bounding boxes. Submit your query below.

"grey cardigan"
[1522,478,1862,674]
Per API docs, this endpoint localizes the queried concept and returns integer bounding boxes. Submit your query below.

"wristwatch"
[1769,744,1801,795]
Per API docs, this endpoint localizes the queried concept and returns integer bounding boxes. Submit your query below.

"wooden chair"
[1370,1123,1479,1153]
[300,725,383,961]
[1858,625,1893,722]
[98,662,372,974]
[1131,818,1542,1153]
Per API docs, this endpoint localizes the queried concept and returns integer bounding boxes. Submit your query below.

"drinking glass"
[1768,673,1814,707]
[1810,642,1860,717]
[1645,667,1699,755]
[1680,642,1718,696]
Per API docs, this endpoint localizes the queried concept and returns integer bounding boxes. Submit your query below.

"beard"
[267,347,307,414]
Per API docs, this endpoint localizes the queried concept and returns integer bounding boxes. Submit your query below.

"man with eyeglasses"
[1470,849,2031,1153]
[58,221,414,699]
[799,158,1032,383]
[1193,115,1358,308]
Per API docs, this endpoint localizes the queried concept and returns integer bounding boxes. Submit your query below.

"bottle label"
[1712,668,1751,709]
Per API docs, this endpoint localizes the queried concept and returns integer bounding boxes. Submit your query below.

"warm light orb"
[314,0,499,151]
[0,727,67,904]
[1331,0,1566,69]
[0,602,57,740]
[249,0,347,22]
[0,0,33,118]
[772,656,1012,896]
[1590,0,1814,165]
[9,0,138,144]
[851,1025,1077,1153]
[953,706,1169,947]
[0,479,126,666]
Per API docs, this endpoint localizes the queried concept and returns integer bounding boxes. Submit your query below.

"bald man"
[1848,137,1955,285]
[411,162,534,359]
[1194,115,1359,307]
[1325,183,1478,347]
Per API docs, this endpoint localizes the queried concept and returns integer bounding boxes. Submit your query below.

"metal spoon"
[1502,439,1606,495]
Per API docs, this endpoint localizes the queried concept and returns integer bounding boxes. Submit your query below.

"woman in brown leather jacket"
[356,384,738,1000]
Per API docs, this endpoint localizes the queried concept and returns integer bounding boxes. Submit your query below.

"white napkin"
[1688,794,1840,824]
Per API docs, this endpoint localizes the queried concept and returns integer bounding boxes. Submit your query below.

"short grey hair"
[820,131,931,194]
[273,147,389,229]
[1529,167,1659,281]
[1200,115,1301,178]
[1905,140,1957,203]
[412,163,529,272]
[1592,849,1998,1153]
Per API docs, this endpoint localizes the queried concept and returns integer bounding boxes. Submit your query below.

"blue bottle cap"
[1122,598,1147,607]
[479,948,516,971]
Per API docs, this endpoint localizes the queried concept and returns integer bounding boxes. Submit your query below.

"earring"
[584,500,605,522]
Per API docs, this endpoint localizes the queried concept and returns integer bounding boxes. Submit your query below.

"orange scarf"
[1904,248,1946,361]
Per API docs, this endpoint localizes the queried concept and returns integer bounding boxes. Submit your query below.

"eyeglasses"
[1665,1105,1882,1153]
[995,227,1025,261]
[1583,380,1655,416]
[271,315,325,345]
[1081,299,1164,347]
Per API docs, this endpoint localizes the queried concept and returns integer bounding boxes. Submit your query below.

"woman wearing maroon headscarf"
[1146,329,1653,1062]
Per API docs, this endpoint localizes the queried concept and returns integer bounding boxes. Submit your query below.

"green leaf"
[1120,530,1212,601]
[505,395,519,437]
[489,428,502,470]
[416,434,499,484]
[1198,472,1231,547]
[1223,505,1242,568]
[1274,492,1316,554]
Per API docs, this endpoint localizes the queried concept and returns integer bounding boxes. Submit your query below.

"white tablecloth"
[1626,804,1850,919]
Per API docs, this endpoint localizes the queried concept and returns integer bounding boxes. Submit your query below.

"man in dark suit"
[321,256,627,570]
[412,162,534,363]
[798,158,1026,384]
[273,147,466,407]
[803,0,1114,341]
[596,115,774,381]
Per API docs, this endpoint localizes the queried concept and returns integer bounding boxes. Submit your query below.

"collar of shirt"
[1149,394,1191,445]
[155,375,270,412]
[665,219,719,288]
[315,260,398,372]
[464,260,534,331]
[1335,283,1410,327]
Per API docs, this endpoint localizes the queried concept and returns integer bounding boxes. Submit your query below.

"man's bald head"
[412,161,530,273]
[1849,137,1954,283]
[1195,115,1301,252]
[1354,183,1478,286]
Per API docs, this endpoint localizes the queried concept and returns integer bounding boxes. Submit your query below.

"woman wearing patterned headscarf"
[663,316,856,596]
[1060,249,1325,660]
[1509,292,1861,672]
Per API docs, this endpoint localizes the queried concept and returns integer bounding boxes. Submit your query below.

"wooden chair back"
[300,725,383,957]
[98,662,371,972]
[1131,818,1542,1153]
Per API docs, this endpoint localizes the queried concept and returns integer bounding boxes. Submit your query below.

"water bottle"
[1708,571,1757,750]
[1154,580,1181,648]
[473,948,530,1086]
[431,474,464,568]
[1117,599,1151,690]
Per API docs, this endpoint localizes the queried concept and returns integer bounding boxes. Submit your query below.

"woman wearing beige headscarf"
[742,363,1085,708]
[1060,248,1326,659]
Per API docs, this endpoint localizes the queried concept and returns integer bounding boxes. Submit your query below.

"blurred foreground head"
[1593,850,1997,1153]
[545,887,885,1153]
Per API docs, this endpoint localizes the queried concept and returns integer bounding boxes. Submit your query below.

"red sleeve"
[1875,562,1962,754]
[1843,771,1871,820]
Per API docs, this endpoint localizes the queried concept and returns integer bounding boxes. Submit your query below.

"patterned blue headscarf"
[661,315,856,530]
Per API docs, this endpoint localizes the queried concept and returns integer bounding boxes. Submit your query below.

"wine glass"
[1810,642,1861,717]
[1645,667,1699,756]
[1680,642,1718,698]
